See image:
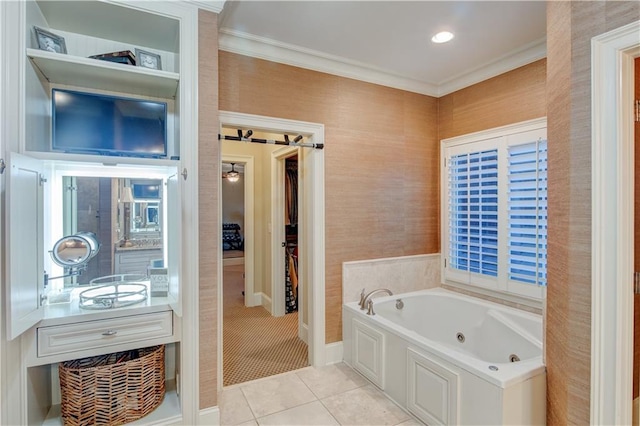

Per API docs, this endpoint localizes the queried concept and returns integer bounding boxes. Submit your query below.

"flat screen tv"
[132,181,161,199]
[52,89,167,158]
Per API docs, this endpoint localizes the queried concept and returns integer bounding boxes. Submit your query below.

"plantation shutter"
[448,149,499,278]
[507,140,548,286]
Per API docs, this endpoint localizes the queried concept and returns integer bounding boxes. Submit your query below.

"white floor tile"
[394,418,424,426]
[321,385,411,426]
[240,373,317,418]
[235,420,259,426]
[296,362,368,399]
[256,401,339,426]
[219,387,255,425]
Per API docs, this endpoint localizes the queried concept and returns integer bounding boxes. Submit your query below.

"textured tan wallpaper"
[219,52,440,343]
[198,9,219,410]
[438,59,547,140]
[546,2,640,424]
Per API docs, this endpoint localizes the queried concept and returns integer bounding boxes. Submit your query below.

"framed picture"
[135,48,162,70]
[34,26,67,54]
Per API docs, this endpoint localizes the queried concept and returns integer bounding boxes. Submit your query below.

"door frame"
[217,111,326,391]
[591,19,640,425]
[271,146,300,318]
[221,154,255,307]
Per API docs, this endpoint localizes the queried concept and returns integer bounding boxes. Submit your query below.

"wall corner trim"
[198,406,221,425]
[591,19,640,426]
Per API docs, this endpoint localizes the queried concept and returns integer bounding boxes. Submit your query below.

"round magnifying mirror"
[50,232,101,269]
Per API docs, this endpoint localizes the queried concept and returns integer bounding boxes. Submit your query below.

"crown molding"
[184,0,225,14]
[436,37,547,96]
[218,28,439,96]
[219,28,547,98]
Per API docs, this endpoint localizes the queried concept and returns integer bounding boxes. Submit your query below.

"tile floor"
[218,363,423,426]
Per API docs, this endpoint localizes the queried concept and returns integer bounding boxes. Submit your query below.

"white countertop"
[43,281,173,327]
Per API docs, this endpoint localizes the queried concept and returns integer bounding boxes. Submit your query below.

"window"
[442,121,547,301]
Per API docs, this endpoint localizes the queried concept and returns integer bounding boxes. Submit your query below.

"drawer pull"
[102,330,118,336]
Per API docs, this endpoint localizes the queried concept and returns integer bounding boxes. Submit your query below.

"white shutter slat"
[507,139,548,286]
[448,149,499,278]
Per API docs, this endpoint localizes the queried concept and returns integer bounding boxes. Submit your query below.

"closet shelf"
[27,48,179,98]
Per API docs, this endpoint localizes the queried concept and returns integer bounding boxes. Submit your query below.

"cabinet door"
[6,152,44,339]
[167,172,181,316]
[352,319,385,389]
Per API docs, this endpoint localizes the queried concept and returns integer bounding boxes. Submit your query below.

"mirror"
[132,202,161,233]
[59,176,165,287]
[129,180,162,235]
[51,232,101,268]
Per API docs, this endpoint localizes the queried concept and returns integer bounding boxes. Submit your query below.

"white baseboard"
[299,322,308,344]
[259,292,272,313]
[325,341,343,365]
[198,406,220,425]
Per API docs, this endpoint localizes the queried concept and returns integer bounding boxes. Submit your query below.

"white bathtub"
[342,288,546,425]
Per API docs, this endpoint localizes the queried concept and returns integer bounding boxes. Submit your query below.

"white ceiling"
[218,1,547,97]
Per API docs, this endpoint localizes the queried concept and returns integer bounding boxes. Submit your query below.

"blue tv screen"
[52,89,167,158]
[132,182,161,199]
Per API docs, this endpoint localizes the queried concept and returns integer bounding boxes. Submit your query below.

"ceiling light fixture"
[431,31,454,44]
[226,163,240,183]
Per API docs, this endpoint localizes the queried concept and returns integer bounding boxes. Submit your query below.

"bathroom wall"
[437,59,547,140]
[198,8,219,411]
[219,51,440,343]
[546,2,640,424]
[342,254,441,304]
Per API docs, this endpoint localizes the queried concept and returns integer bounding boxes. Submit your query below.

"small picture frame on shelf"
[34,26,67,54]
[135,48,162,70]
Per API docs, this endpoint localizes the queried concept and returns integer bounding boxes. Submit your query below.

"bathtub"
[342,288,545,425]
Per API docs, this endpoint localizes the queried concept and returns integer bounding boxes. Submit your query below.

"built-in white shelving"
[27,48,179,98]
[2,0,200,422]
[42,380,181,425]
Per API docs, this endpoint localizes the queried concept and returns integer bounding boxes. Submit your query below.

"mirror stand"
[45,232,101,300]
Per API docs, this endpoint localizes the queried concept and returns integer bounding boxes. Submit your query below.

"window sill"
[441,280,544,315]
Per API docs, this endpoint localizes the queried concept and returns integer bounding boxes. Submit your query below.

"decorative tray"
[79,283,148,310]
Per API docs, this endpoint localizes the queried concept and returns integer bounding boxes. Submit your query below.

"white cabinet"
[37,311,173,358]
[114,248,163,275]
[1,1,202,424]
[5,153,45,339]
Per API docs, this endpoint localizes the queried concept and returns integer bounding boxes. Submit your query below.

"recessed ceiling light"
[431,31,454,44]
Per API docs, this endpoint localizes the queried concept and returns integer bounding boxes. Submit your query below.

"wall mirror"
[59,176,165,287]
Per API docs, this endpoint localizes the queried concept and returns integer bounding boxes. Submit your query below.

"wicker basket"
[59,345,165,426]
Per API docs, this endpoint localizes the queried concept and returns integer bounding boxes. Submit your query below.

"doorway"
[218,111,326,390]
[221,144,308,386]
[591,20,640,424]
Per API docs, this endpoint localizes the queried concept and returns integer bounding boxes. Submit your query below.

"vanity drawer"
[37,311,173,357]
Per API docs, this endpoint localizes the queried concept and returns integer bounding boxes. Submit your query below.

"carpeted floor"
[223,264,308,386]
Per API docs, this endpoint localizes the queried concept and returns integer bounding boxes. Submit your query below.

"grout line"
[238,386,259,424]
[317,395,344,426]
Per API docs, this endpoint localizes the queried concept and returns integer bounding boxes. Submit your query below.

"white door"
[167,171,182,317]
[6,152,45,339]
